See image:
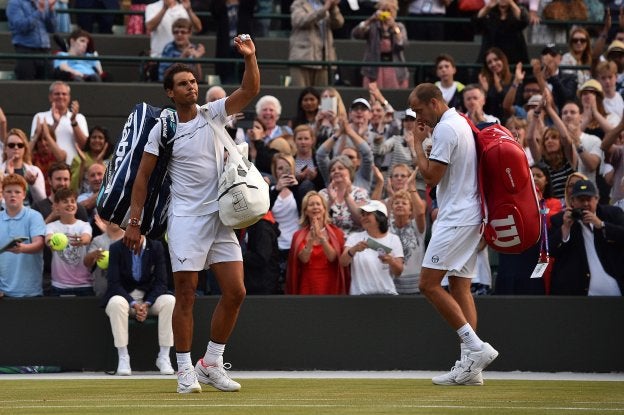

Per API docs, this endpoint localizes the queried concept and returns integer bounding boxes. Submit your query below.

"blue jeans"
[50,286,95,297]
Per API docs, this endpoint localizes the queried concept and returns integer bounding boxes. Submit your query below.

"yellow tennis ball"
[49,233,68,251]
[96,250,109,269]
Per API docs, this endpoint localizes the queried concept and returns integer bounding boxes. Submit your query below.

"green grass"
[1,379,623,414]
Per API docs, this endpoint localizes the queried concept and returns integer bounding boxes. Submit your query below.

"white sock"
[158,346,170,359]
[176,352,193,371]
[456,323,484,351]
[203,341,226,365]
[117,346,129,358]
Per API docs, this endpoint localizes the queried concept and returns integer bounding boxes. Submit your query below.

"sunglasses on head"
[7,142,25,149]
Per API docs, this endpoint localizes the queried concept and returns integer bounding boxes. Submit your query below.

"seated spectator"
[54,29,105,82]
[75,0,119,34]
[604,40,624,94]
[29,120,67,195]
[145,0,202,57]
[578,79,619,140]
[531,45,577,112]
[319,155,370,235]
[255,95,293,145]
[550,180,624,295]
[101,238,175,376]
[502,73,541,120]
[293,125,325,191]
[77,162,106,220]
[434,54,465,111]
[596,61,624,123]
[462,84,500,126]
[6,0,56,80]
[505,115,534,165]
[561,27,593,88]
[30,81,89,165]
[286,191,348,295]
[85,217,125,298]
[290,87,321,130]
[372,109,417,176]
[601,114,624,209]
[479,47,513,121]
[0,174,46,297]
[158,18,205,82]
[2,128,46,206]
[71,126,112,194]
[351,0,408,88]
[239,211,281,295]
[45,188,93,296]
[340,200,403,295]
[314,87,348,147]
[388,189,426,295]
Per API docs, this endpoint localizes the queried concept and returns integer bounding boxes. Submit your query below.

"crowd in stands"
[1,0,623,301]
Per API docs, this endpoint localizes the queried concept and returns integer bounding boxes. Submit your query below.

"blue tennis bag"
[97,103,177,239]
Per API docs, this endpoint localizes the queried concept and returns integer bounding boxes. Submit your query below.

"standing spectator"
[351,0,408,88]
[434,54,465,111]
[70,126,112,194]
[406,0,448,41]
[549,180,624,296]
[293,125,325,191]
[409,83,498,386]
[75,0,119,34]
[473,0,529,66]
[101,238,176,376]
[0,174,46,298]
[578,79,619,139]
[290,87,321,130]
[372,111,417,175]
[289,0,344,87]
[531,46,578,112]
[6,0,57,80]
[314,87,348,147]
[126,0,154,35]
[53,29,105,82]
[158,18,205,82]
[30,120,67,196]
[340,200,403,295]
[45,188,93,296]
[596,61,624,123]
[210,0,255,84]
[561,27,593,88]
[601,115,624,209]
[478,47,513,121]
[145,0,202,57]
[286,191,348,294]
[30,81,89,165]
[2,129,46,207]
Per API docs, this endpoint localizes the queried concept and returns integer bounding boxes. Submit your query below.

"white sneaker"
[454,343,499,384]
[116,355,131,376]
[177,366,202,394]
[432,360,483,386]
[195,356,241,392]
[156,356,175,375]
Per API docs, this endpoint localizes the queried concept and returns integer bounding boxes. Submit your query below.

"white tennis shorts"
[167,212,242,273]
[422,223,481,278]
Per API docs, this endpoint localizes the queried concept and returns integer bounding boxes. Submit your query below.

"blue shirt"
[0,207,46,297]
[158,41,198,81]
[7,0,56,49]
[54,52,100,76]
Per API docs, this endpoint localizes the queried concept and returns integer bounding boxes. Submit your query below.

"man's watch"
[128,218,142,227]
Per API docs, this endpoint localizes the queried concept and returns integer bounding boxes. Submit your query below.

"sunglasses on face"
[572,38,587,44]
[7,142,25,149]
[173,29,189,35]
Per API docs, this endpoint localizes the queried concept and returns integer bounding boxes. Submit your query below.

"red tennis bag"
[461,114,542,254]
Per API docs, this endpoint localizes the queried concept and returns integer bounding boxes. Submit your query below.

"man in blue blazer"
[102,237,175,375]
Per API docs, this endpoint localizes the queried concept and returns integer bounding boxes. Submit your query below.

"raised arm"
[225,36,260,116]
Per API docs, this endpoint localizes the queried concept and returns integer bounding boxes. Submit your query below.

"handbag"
[203,107,270,229]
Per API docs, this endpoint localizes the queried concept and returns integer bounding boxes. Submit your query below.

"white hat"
[360,200,388,217]
[351,98,371,111]
[404,108,417,119]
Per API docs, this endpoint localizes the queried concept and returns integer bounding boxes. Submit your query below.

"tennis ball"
[49,233,68,251]
[97,250,109,269]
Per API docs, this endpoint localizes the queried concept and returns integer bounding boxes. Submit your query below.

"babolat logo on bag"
[97,103,177,239]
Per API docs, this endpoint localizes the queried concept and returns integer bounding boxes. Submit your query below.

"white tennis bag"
[203,108,270,229]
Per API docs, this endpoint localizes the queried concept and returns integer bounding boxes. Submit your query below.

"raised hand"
[234,35,255,57]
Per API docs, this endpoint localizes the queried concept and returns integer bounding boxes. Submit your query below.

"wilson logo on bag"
[460,115,542,253]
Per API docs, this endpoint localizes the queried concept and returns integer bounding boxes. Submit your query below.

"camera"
[571,208,584,220]
[378,11,391,21]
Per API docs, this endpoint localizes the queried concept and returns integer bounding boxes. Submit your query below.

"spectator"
[314,87,348,147]
[473,0,529,65]
[29,120,67,196]
[289,0,343,87]
[6,0,56,80]
[388,189,426,295]
[210,0,255,84]
[101,238,175,375]
[84,217,125,298]
[578,79,619,140]
[2,128,46,207]
[30,81,89,165]
[405,0,447,41]
[53,29,105,82]
[604,40,624,93]
[145,0,202,57]
[351,0,408,88]
[596,61,624,123]
[505,116,534,165]
[601,115,624,209]
[0,174,46,298]
[286,191,348,294]
[340,200,403,295]
[531,45,578,112]
[290,87,321,130]
[77,162,106,220]
[478,47,513,121]
[561,27,593,88]
[239,211,281,294]
[462,84,500,126]
[255,95,294,144]
[434,54,465,111]
[549,179,624,295]
[70,125,112,194]
[293,125,325,191]
[246,117,272,174]
[372,110,418,179]
[45,187,93,296]
[74,0,119,34]
[158,18,205,82]
[126,0,153,35]
[502,72,541,119]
